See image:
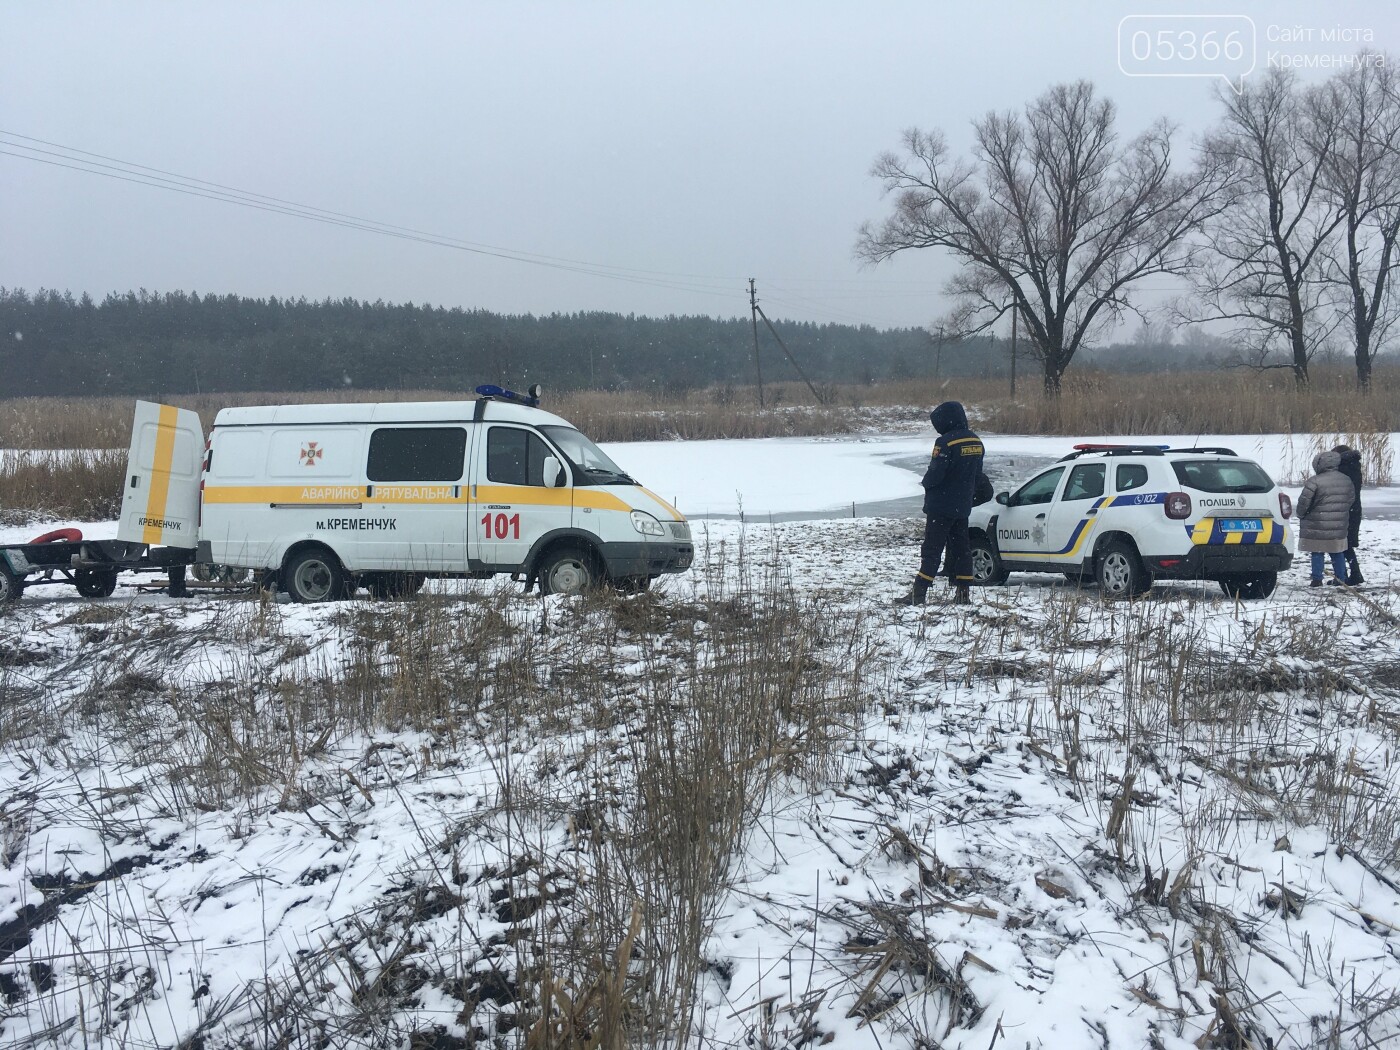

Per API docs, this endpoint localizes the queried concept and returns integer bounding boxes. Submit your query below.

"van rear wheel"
[538,547,598,596]
[285,547,349,603]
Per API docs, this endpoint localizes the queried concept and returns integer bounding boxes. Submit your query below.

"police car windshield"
[1172,459,1273,494]
[540,426,635,485]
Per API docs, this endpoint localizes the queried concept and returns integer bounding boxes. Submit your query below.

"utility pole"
[755,304,823,403]
[748,278,765,409]
[933,326,945,380]
[1009,310,1018,398]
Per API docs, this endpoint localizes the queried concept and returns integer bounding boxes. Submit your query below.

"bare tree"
[856,81,1227,394]
[1186,68,1345,385]
[1309,58,1400,391]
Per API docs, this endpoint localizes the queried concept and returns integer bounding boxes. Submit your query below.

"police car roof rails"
[1058,443,1169,461]
[1164,446,1239,456]
[475,383,542,408]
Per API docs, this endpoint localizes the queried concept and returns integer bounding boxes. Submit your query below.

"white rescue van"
[117,387,693,601]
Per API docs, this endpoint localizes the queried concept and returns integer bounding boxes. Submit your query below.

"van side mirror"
[995,492,1010,506]
[542,456,564,488]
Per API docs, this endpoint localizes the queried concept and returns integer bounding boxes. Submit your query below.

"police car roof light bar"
[1059,444,1169,461]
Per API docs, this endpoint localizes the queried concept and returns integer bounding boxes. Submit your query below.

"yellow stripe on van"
[142,404,180,544]
[202,485,370,504]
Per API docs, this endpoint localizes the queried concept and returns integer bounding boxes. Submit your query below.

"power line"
[0,129,965,325]
[0,138,746,300]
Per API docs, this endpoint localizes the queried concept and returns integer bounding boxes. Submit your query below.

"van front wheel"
[285,547,349,603]
[537,547,598,596]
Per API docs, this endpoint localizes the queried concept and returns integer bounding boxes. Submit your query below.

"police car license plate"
[1219,518,1262,532]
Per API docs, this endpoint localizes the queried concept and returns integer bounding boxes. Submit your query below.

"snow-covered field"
[2,431,1398,1049]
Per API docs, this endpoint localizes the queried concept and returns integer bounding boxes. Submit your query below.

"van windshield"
[1171,459,1274,493]
[541,426,636,486]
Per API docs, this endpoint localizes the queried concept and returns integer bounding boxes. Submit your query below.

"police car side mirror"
[996,492,1010,506]
[542,456,565,488]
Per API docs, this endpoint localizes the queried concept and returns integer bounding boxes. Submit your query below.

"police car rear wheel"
[969,535,1008,586]
[285,547,349,603]
[1096,542,1149,600]
[539,547,597,596]
[1218,572,1276,600]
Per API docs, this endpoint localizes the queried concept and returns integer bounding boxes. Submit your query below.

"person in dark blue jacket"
[896,400,984,606]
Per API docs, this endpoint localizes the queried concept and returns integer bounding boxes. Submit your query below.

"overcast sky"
[2,1,1395,331]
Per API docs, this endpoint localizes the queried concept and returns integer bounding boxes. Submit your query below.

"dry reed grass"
[0,449,126,524]
[3,365,1395,452]
[1,545,871,1047]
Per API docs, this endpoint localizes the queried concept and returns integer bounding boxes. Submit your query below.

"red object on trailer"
[29,527,83,544]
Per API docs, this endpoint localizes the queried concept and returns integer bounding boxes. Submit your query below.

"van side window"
[367,427,467,482]
[487,427,552,486]
[1116,464,1149,492]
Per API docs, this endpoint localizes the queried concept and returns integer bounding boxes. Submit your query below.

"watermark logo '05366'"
[1118,15,1256,94]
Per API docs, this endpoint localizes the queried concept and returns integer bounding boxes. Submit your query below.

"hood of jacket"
[1313,449,1342,474]
[930,401,969,434]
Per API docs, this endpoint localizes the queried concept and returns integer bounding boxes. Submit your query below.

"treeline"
[0,287,1021,399]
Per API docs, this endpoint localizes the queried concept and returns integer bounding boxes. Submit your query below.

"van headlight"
[630,510,665,536]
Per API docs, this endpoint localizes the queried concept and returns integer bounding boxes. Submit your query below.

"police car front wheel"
[969,534,1008,586]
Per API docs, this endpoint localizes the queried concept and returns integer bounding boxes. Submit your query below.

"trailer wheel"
[74,568,119,599]
[537,546,599,596]
[193,563,251,585]
[0,563,21,605]
[284,547,349,604]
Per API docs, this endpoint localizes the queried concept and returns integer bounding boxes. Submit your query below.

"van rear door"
[117,401,204,549]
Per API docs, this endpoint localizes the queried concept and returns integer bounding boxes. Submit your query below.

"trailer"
[2,402,207,605]
[0,529,196,604]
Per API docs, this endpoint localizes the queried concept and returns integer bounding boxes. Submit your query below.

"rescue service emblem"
[300,442,324,467]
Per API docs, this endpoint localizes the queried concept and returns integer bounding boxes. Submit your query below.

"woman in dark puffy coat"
[1296,450,1356,586]
[1333,445,1364,585]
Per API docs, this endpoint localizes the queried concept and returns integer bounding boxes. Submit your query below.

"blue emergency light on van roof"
[475,383,542,408]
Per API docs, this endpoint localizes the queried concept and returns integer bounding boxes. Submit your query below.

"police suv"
[967,444,1293,599]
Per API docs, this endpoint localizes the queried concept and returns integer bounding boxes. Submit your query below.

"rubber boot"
[1345,550,1364,586]
[894,576,931,606]
[952,583,972,606]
